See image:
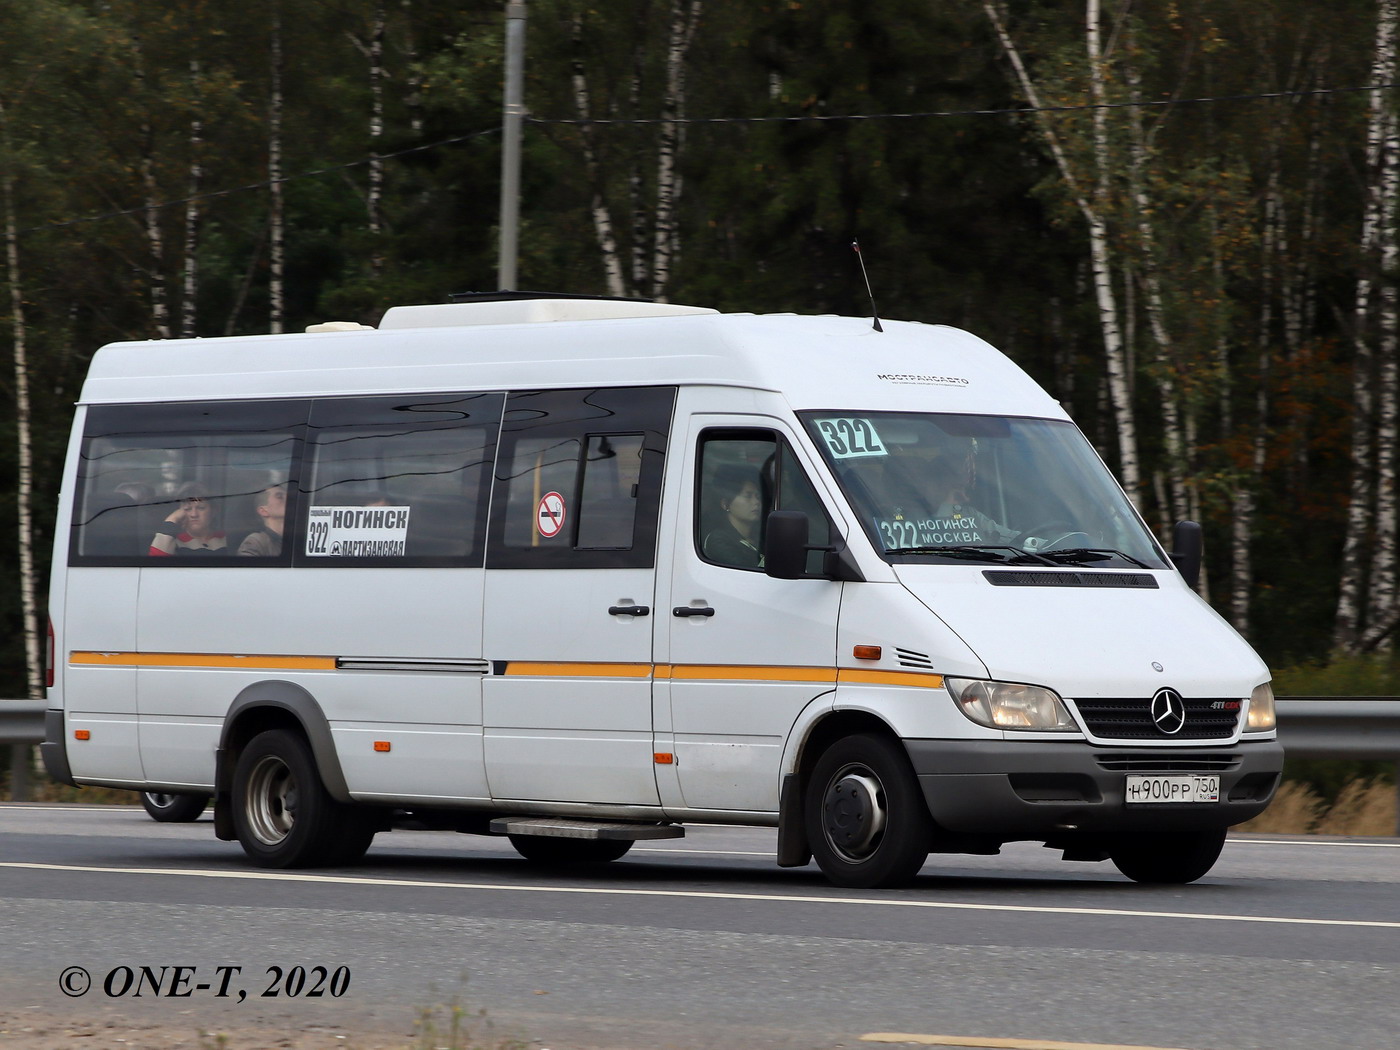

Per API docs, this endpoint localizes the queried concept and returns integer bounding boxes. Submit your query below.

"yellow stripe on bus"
[501,661,653,678]
[838,668,945,689]
[70,651,336,671]
[665,664,839,684]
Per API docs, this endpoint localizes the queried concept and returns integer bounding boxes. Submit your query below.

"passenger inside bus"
[149,482,228,556]
[702,464,764,568]
[237,482,287,557]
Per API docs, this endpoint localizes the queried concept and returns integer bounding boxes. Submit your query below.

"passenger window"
[697,431,833,573]
[487,387,675,569]
[70,401,304,565]
[302,393,502,566]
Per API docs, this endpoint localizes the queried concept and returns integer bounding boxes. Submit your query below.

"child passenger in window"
[149,482,228,556]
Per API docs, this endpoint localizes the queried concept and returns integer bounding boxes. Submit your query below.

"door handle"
[609,605,650,617]
[672,606,715,617]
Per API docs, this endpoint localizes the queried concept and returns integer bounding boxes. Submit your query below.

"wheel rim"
[145,792,177,810]
[244,754,297,846]
[820,763,888,862]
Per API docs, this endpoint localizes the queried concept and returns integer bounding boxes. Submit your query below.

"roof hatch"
[379,292,716,330]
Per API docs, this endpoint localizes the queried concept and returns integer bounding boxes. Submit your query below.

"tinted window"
[71,401,304,565]
[488,387,675,569]
[301,393,503,566]
[697,430,832,573]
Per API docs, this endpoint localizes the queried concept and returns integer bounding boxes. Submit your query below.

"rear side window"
[299,393,503,566]
[487,387,676,569]
[70,401,304,565]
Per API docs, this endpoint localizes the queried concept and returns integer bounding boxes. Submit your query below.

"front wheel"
[232,729,370,868]
[1109,828,1227,884]
[141,791,210,823]
[508,835,633,865]
[804,733,933,888]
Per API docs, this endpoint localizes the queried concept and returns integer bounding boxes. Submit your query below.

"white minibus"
[42,295,1281,887]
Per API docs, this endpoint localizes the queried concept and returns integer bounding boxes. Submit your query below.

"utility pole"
[498,0,526,290]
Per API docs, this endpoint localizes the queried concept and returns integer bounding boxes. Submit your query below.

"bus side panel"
[134,566,489,799]
[62,568,146,783]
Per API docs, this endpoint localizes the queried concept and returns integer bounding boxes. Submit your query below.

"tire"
[231,729,371,868]
[1109,828,1227,884]
[804,732,933,888]
[508,835,633,865]
[141,791,210,823]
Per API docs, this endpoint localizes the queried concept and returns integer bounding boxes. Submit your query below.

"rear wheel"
[232,729,371,868]
[804,732,933,888]
[508,835,633,865]
[141,791,210,823]
[1109,828,1227,884]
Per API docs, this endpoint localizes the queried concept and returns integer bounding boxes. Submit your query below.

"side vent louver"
[895,647,933,669]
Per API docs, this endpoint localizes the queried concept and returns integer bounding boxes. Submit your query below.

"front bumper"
[907,738,1283,840]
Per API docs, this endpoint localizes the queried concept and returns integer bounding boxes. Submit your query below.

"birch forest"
[2,0,1400,693]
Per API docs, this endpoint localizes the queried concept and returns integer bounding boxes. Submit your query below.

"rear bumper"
[906,738,1283,839]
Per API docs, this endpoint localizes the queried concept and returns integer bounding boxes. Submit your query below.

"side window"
[487,387,675,569]
[696,430,832,573]
[70,401,305,565]
[300,393,503,566]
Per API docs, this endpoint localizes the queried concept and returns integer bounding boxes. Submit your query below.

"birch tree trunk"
[0,98,43,702]
[368,2,386,279]
[131,36,170,338]
[1335,0,1399,651]
[181,56,203,339]
[1367,101,1400,644]
[650,0,701,302]
[269,0,285,334]
[570,16,626,298]
[983,0,1140,498]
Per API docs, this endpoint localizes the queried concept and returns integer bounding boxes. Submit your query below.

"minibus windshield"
[799,412,1168,568]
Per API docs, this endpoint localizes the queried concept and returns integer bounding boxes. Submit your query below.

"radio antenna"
[851,239,883,332]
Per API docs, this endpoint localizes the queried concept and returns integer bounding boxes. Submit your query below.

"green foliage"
[0,0,1395,689]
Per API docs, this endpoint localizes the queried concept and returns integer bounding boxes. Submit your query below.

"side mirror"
[764,510,810,580]
[1169,520,1202,590]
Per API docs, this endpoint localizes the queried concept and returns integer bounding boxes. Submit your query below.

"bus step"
[488,817,684,841]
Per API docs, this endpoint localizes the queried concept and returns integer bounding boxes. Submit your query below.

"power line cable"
[20,81,1391,235]
[529,81,1397,126]
[21,126,501,235]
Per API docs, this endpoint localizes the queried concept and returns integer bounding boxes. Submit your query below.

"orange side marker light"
[74,729,91,741]
[653,752,674,765]
[373,741,391,752]
[853,645,883,661]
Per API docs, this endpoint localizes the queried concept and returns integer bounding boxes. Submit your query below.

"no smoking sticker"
[536,491,566,538]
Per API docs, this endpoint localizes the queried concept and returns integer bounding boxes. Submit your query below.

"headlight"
[945,677,1077,731]
[1245,682,1276,732]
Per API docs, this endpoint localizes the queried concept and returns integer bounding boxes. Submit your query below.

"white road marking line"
[1231,837,1400,848]
[1,861,1397,930]
[860,1035,1196,1050]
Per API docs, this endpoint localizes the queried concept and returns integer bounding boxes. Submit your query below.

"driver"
[925,456,1016,546]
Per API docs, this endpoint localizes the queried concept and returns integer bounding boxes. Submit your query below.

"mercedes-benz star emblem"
[1150,688,1186,735]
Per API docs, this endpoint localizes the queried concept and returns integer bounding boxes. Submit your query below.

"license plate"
[1124,774,1220,804]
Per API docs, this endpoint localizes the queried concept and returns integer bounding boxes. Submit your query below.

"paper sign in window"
[305,505,411,557]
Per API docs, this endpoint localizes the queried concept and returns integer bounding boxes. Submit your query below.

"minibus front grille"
[1093,752,1242,772]
[983,570,1159,588]
[1070,697,1239,740]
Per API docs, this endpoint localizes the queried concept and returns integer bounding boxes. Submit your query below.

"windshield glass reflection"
[799,412,1167,568]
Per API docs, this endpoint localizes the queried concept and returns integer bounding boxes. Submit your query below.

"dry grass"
[1239,776,1397,836]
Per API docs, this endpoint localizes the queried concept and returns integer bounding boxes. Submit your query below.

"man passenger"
[237,483,287,556]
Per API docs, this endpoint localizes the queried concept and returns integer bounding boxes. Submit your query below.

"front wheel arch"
[802,730,934,888]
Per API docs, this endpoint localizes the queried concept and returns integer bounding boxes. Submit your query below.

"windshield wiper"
[1036,547,1151,568]
[886,545,1057,565]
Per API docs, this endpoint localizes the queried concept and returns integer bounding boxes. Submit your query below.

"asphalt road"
[1,803,1397,1050]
